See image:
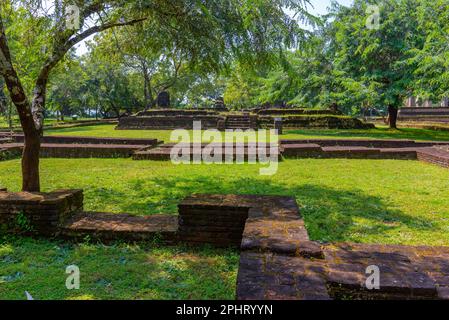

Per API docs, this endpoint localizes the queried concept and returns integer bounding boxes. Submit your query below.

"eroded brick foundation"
[0,189,83,236]
[2,191,449,300]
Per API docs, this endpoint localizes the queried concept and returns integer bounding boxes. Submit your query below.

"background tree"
[0,0,314,192]
[330,0,425,128]
[0,0,147,191]
[410,0,449,104]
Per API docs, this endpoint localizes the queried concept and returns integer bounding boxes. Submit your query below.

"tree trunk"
[144,78,155,111]
[7,101,12,131]
[0,56,42,191]
[0,10,148,192]
[388,105,398,129]
[143,72,151,109]
[18,80,47,192]
[21,131,41,192]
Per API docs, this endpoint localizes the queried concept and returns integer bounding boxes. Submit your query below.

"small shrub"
[15,211,34,233]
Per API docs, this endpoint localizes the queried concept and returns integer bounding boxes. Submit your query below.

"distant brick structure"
[214,97,228,111]
[157,91,170,108]
[116,109,225,130]
[117,115,224,130]
[399,107,449,122]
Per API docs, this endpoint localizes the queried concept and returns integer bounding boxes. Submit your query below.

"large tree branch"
[64,17,147,51]
[31,17,147,130]
[0,15,35,133]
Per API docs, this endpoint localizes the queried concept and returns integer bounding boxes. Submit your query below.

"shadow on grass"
[87,174,437,244]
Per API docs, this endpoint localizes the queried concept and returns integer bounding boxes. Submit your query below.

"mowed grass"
[2,125,449,299]
[45,124,449,142]
[0,237,238,300]
[1,158,449,246]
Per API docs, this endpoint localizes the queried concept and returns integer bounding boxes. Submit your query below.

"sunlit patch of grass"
[1,158,449,245]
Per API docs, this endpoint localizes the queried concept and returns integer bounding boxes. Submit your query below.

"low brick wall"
[0,190,83,236]
[61,213,178,243]
[116,115,224,130]
[280,139,446,148]
[0,145,22,161]
[398,108,449,123]
[39,144,146,158]
[417,148,449,168]
[399,107,449,118]
[257,108,340,116]
[178,195,250,247]
[1,143,147,159]
[259,116,374,129]
[136,109,219,117]
[11,134,159,146]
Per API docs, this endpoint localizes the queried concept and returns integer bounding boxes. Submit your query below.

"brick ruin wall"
[11,135,159,146]
[0,190,83,236]
[258,116,375,129]
[116,115,224,130]
[399,107,449,122]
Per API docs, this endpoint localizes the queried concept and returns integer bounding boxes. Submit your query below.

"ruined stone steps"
[225,115,256,130]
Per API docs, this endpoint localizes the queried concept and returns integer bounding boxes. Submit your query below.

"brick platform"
[117,115,224,130]
[0,135,162,160]
[281,139,449,164]
[0,142,153,159]
[324,244,442,300]
[0,189,83,236]
[399,107,449,122]
[61,212,178,243]
[10,134,160,147]
[39,143,149,158]
[417,147,449,168]
[280,139,447,148]
[2,191,449,300]
[236,252,330,300]
[237,243,449,300]
[133,143,281,162]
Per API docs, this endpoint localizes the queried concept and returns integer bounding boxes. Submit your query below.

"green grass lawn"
[3,124,449,299]
[44,124,449,142]
[1,158,449,246]
[0,237,238,300]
